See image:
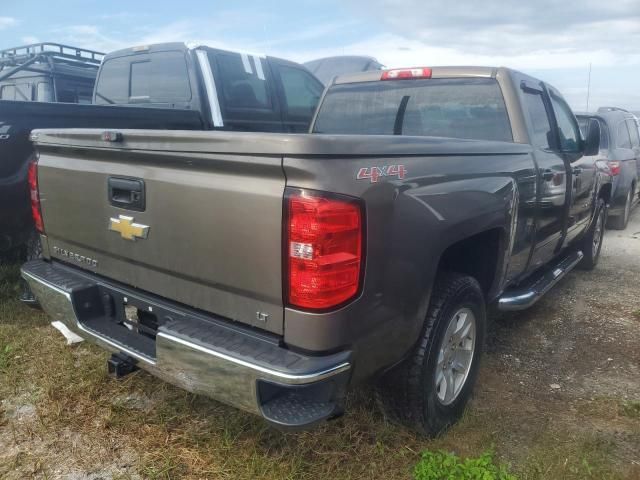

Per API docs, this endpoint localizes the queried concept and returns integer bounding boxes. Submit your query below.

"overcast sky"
[2,0,640,110]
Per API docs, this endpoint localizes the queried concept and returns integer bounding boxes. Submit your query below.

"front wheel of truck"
[376,273,486,436]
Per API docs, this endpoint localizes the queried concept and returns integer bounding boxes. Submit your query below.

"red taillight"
[286,189,364,310]
[607,161,621,176]
[381,67,432,80]
[28,161,44,233]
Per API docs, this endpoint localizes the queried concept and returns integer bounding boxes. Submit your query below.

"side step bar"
[498,250,584,311]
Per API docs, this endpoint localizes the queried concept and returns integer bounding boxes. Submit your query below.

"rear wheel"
[579,198,606,270]
[376,273,486,436]
[608,189,632,230]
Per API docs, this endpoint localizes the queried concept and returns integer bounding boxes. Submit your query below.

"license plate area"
[72,284,180,361]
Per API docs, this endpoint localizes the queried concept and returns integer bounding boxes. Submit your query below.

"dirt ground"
[0,209,639,479]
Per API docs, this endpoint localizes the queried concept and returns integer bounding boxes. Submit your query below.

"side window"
[598,120,609,150]
[617,122,632,149]
[522,91,552,149]
[213,52,271,110]
[0,85,16,100]
[0,83,32,101]
[55,78,95,104]
[626,120,640,148]
[277,65,323,117]
[549,93,580,152]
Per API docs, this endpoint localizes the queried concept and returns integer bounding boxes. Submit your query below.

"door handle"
[542,169,555,181]
[108,177,146,211]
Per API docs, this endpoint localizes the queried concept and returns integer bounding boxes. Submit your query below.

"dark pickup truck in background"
[23,66,609,436]
[1,42,324,253]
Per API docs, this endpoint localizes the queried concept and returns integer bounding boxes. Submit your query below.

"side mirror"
[583,118,600,156]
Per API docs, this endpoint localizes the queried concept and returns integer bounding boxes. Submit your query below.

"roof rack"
[0,43,105,83]
[0,42,104,66]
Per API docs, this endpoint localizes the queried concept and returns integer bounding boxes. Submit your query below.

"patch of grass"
[632,310,640,320]
[414,449,516,480]
[620,401,640,419]
[0,344,17,372]
[0,261,21,304]
[0,257,639,479]
[518,434,626,480]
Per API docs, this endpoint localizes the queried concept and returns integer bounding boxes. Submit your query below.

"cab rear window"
[313,78,513,142]
[95,51,191,105]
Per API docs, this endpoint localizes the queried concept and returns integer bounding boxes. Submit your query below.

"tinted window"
[617,121,632,149]
[55,78,94,104]
[522,91,552,149]
[313,78,512,142]
[627,119,640,148]
[213,53,271,110]
[95,56,128,104]
[277,65,323,117]
[549,93,580,152]
[95,51,191,104]
[130,61,151,98]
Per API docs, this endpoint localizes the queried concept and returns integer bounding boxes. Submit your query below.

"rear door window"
[274,63,324,132]
[212,52,271,110]
[626,119,640,148]
[617,122,632,149]
[208,50,281,131]
[95,50,191,105]
[277,65,323,116]
[313,78,513,142]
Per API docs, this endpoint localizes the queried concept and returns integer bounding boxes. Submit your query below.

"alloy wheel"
[435,307,476,406]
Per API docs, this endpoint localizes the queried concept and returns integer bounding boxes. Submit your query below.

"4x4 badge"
[357,165,407,183]
[109,215,150,241]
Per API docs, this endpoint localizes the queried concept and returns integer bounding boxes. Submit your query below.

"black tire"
[578,198,606,270]
[375,272,486,436]
[607,189,632,231]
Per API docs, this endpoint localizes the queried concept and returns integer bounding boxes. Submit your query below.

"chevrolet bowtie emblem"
[108,215,150,241]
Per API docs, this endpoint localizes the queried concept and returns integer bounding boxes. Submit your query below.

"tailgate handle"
[108,177,145,211]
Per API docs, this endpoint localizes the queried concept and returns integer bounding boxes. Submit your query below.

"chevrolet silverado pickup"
[1,42,323,253]
[22,66,609,435]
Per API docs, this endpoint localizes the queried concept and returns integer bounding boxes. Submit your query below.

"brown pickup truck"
[22,66,609,435]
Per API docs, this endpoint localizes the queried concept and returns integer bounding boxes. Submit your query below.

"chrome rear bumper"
[22,260,351,428]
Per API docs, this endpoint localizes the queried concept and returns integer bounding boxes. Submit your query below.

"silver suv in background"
[577,108,639,229]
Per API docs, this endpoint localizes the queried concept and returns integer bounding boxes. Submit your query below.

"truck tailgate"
[36,132,285,334]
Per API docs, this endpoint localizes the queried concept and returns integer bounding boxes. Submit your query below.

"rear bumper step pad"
[21,259,351,429]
